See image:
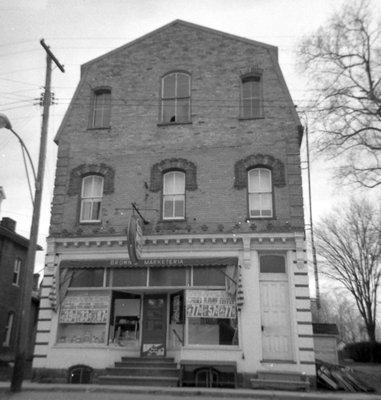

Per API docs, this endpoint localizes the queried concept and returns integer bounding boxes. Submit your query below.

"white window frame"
[161,72,191,123]
[80,175,104,223]
[241,75,262,119]
[248,168,273,218]
[3,312,14,347]
[163,171,185,220]
[12,258,21,286]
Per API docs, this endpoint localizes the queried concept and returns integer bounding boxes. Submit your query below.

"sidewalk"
[1,381,381,400]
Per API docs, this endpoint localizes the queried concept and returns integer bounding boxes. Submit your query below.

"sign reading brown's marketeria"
[127,214,143,264]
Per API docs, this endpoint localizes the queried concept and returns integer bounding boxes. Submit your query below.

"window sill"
[79,221,102,225]
[260,359,296,364]
[157,121,192,127]
[238,116,265,121]
[87,127,111,131]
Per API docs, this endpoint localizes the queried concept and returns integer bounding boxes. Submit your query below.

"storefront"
[53,257,241,357]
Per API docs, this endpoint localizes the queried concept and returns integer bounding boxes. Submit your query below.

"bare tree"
[298,0,381,188]
[315,198,381,347]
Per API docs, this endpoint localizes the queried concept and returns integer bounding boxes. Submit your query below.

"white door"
[260,280,292,360]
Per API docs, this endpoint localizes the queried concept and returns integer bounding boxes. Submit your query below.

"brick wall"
[50,22,304,237]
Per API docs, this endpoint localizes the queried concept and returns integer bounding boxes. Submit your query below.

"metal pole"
[10,40,64,392]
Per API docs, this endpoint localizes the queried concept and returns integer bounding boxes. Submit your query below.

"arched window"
[241,75,262,118]
[161,72,191,123]
[80,175,104,222]
[163,171,185,220]
[248,168,272,217]
[90,88,111,128]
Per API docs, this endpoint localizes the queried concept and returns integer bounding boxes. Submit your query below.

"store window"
[192,267,225,286]
[112,268,147,287]
[186,290,238,346]
[149,267,187,286]
[69,269,105,287]
[260,254,286,273]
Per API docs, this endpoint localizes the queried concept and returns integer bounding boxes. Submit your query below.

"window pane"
[261,193,272,215]
[173,172,185,193]
[81,200,92,221]
[259,169,271,191]
[163,74,176,98]
[193,267,226,286]
[163,198,173,219]
[112,269,147,286]
[177,98,190,121]
[174,198,184,218]
[260,255,286,273]
[162,100,176,122]
[93,91,111,128]
[177,74,190,97]
[82,177,93,197]
[248,169,260,192]
[70,269,104,287]
[163,173,174,194]
[92,176,104,196]
[91,201,101,220]
[149,268,187,286]
[242,99,252,118]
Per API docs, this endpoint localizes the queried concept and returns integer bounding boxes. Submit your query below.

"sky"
[0,0,377,281]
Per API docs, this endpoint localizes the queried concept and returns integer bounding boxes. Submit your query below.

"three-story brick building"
[33,20,314,387]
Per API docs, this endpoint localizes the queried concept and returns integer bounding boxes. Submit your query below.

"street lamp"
[0,113,37,204]
[0,113,46,392]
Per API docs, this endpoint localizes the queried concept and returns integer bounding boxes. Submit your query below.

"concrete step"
[98,375,179,387]
[105,366,179,378]
[251,378,310,391]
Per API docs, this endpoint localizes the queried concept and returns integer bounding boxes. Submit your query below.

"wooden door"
[141,294,167,357]
[260,281,292,360]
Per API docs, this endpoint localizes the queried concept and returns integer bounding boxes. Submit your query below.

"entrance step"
[251,370,310,391]
[98,357,179,387]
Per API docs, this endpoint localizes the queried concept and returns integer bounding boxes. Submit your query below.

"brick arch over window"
[150,158,197,192]
[234,154,285,189]
[67,163,115,196]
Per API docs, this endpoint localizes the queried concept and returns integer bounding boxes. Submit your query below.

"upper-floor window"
[241,75,262,119]
[80,175,104,223]
[3,312,14,346]
[161,72,191,123]
[90,88,111,129]
[13,258,21,286]
[248,168,272,218]
[163,171,185,220]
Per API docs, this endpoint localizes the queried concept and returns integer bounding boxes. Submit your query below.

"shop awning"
[58,257,238,269]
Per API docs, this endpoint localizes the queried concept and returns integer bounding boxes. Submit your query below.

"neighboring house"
[312,323,339,365]
[33,20,314,387]
[0,216,40,370]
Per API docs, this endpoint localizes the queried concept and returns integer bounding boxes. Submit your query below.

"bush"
[344,342,381,363]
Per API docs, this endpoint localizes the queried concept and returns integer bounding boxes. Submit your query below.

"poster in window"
[186,290,237,319]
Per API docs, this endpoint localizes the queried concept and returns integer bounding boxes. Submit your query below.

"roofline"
[0,226,43,250]
[81,19,278,73]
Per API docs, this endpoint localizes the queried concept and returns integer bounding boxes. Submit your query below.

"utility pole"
[11,40,64,392]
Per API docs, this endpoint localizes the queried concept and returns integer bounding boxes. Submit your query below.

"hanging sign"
[127,215,143,264]
[186,290,237,319]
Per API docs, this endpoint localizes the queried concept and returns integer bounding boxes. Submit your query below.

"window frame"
[162,170,186,221]
[160,72,191,124]
[89,88,111,129]
[240,74,263,119]
[247,167,273,219]
[3,312,15,347]
[79,175,104,223]
[12,257,22,286]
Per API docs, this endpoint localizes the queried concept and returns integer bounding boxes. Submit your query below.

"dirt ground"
[342,361,381,393]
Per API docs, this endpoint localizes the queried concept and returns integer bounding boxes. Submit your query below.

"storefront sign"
[127,215,143,264]
[59,295,109,324]
[186,290,237,319]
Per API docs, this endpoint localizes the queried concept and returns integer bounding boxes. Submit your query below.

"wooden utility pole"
[11,39,64,392]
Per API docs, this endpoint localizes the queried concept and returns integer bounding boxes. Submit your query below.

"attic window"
[240,74,263,119]
[90,88,111,129]
[161,72,191,124]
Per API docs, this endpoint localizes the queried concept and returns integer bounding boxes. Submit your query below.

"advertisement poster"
[186,290,237,319]
[59,295,110,324]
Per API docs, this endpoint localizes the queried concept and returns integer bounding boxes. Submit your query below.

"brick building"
[0,217,40,370]
[33,20,315,387]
